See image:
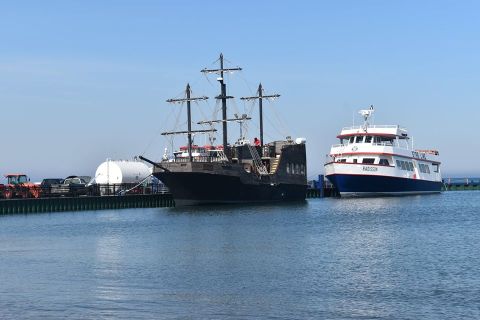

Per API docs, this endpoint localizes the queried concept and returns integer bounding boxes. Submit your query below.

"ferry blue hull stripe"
[327,174,443,194]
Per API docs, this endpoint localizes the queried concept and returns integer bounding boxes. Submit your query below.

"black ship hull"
[155,171,307,206]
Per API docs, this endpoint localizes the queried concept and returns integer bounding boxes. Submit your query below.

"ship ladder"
[269,156,280,174]
[216,150,229,162]
[247,144,269,175]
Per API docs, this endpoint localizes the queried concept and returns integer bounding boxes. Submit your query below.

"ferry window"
[419,164,425,173]
[373,136,381,144]
[426,165,430,174]
[286,163,290,174]
[396,160,401,168]
[295,164,300,174]
[380,137,394,145]
[300,164,305,175]
[353,159,358,163]
[433,164,439,173]
[339,159,347,163]
[408,162,414,171]
[349,136,355,144]
[355,136,364,143]
[379,159,389,166]
[365,136,373,143]
[401,161,407,170]
[362,158,375,164]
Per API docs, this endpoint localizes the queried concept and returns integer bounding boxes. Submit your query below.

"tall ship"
[141,54,307,205]
[324,106,443,196]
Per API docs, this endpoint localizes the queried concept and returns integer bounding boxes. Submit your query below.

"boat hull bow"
[326,173,443,197]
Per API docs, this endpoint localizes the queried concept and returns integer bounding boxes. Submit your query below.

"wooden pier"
[0,193,174,215]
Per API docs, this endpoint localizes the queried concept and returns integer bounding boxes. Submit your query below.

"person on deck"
[254,137,261,146]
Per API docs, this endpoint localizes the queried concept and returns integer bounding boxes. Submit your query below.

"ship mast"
[164,84,212,162]
[241,83,280,147]
[201,53,242,151]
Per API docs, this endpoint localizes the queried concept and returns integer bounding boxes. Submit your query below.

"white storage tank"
[94,159,152,185]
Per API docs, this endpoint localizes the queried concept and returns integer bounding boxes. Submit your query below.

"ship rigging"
[140,53,308,205]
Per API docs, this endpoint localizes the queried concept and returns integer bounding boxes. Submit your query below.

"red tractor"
[3,174,41,199]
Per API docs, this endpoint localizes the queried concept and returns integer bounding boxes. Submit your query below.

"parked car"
[50,176,90,197]
[40,178,63,197]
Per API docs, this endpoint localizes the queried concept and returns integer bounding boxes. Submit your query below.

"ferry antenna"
[240,83,280,147]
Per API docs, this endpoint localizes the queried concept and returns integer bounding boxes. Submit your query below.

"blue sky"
[1,0,479,181]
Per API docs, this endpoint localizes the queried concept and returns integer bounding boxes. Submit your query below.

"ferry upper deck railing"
[331,142,405,148]
[341,124,403,131]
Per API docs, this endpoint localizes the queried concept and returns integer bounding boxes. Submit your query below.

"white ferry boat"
[324,106,443,196]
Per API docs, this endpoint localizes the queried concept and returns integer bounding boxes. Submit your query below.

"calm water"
[1,192,479,319]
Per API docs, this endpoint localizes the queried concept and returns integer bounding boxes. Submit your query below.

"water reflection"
[328,193,443,215]
[93,218,126,305]
[168,200,309,216]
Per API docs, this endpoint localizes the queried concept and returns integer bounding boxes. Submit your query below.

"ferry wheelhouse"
[324,106,443,196]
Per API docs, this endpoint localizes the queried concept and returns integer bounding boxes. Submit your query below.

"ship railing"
[416,149,440,156]
[171,156,228,163]
[342,125,401,130]
[247,144,269,175]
